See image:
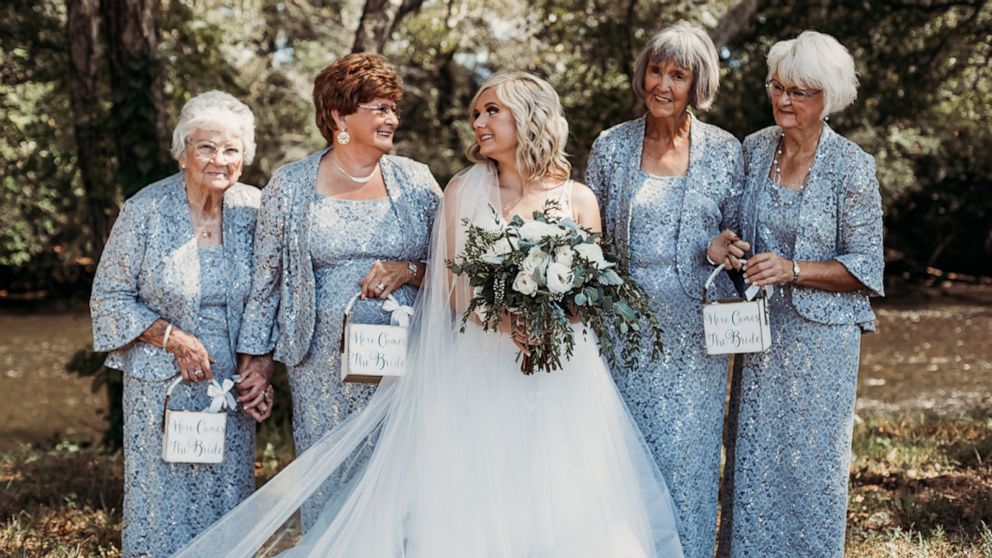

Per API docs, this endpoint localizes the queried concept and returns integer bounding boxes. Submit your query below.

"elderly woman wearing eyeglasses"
[236,52,442,530]
[712,31,884,557]
[90,91,272,557]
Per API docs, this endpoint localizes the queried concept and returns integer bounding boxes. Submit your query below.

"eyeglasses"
[765,80,822,102]
[357,103,402,119]
[189,141,243,162]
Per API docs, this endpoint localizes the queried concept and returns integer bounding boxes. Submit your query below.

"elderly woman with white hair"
[90,91,272,557]
[585,22,745,558]
[716,31,884,557]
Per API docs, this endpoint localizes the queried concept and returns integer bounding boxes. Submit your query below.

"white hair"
[766,30,859,118]
[170,91,257,165]
[632,22,721,111]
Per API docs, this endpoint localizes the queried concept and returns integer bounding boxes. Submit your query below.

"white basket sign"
[340,293,411,383]
[701,265,771,355]
[161,376,236,464]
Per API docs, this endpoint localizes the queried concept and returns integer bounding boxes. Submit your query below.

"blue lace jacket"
[90,174,260,380]
[739,125,884,330]
[585,114,743,301]
[236,149,442,366]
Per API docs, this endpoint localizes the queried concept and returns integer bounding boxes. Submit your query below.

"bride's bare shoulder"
[568,180,603,231]
[569,180,597,205]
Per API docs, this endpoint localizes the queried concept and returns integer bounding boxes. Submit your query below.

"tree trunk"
[716,355,745,557]
[67,0,115,257]
[101,0,172,198]
[352,0,425,53]
[712,0,763,48]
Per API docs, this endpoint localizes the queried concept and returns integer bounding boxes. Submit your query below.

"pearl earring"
[337,129,351,145]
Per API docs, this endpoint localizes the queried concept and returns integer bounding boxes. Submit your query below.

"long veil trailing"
[174,163,685,558]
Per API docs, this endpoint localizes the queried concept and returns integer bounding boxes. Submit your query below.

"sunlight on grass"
[3,413,991,556]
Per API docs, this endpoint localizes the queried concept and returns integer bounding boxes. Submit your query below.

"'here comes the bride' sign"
[341,323,408,382]
[162,411,227,463]
[702,299,771,354]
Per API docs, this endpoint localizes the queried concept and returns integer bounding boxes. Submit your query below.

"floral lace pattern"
[585,117,742,558]
[726,126,883,557]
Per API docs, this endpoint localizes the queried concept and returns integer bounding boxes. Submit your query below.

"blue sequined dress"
[292,192,424,528]
[611,172,729,558]
[121,246,254,557]
[728,180,861,557]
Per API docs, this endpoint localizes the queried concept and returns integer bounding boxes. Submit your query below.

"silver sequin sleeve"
[835,148,885,296]
[90,198,159,352]
[237,170,287,356]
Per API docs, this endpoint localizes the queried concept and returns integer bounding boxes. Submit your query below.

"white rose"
[573,242,611,268]
[552,244,574,268]
[481,236,518,264]
[546,262,575,294]
[518,220,564,242]
[512,271,538,296]
[521,246,551,276]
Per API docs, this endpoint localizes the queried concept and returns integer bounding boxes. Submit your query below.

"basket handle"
[339,292,405,352]
[161,375,228,432]
[702,263,726,304]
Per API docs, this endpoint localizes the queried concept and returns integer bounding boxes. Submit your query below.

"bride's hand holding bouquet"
[448,200,663,374]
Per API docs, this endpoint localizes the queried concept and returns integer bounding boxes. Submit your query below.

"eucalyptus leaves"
[448,201,663,374]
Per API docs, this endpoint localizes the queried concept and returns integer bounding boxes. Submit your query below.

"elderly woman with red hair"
[236,53,441,529]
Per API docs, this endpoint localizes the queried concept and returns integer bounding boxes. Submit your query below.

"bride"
[176,72,685,558]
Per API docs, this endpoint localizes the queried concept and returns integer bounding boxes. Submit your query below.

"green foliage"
[0,2,84,278]
[4,0,990,288]
[706,1,992,276]
[64,346,122,450]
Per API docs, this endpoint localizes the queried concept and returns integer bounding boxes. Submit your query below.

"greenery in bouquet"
[447,201,663,374]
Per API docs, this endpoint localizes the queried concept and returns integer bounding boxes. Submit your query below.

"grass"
[846,411,992,557]
[3,412,992,557]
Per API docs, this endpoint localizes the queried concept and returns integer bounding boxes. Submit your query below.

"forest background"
[1,0,992,556]
[2,0,991,292]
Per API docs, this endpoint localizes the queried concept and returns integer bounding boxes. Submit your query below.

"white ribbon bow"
[204,378,237,413]
[382,298,415,327]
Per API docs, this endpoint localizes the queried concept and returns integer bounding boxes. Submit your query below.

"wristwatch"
[791,260,801,284]
[406,261,418,278]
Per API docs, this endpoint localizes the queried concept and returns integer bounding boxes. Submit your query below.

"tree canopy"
[2,0,990,295]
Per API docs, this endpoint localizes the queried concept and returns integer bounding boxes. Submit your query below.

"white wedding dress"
[175,164,685,558]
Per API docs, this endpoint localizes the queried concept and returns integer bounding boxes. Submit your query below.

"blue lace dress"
[728,180,862,557]
[121,246,254,557]
[611,172,729,558]
[292,192,424,529]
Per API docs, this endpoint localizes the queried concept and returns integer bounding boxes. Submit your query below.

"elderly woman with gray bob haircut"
[716,31,883,558]
[90,90,272,557]
[585,21,745,558]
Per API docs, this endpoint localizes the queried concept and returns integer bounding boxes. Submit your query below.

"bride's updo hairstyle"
[466,71,571,183]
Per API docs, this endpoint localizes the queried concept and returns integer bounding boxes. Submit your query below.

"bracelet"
[406,261,418,279]
[162,323,174,349]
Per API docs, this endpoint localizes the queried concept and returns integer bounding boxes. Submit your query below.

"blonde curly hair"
[466,72,571,183]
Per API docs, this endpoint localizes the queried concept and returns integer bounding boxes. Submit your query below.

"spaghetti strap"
[555,179,575,220]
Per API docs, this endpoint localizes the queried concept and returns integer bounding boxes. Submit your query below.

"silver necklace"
[332,154,378,184]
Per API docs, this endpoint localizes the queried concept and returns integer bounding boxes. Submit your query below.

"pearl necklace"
[772,132,817,187]
[332,154,379,184]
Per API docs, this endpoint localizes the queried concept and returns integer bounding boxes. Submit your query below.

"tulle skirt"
[283,323,685,558]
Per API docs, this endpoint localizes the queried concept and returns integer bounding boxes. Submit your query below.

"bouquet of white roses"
[447,201,663,374]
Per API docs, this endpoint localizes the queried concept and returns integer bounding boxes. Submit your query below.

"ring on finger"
[375,282,385,292]
[194,369,204,379]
